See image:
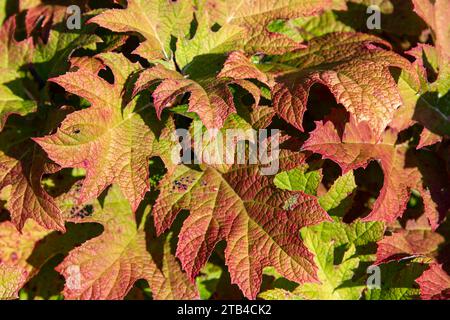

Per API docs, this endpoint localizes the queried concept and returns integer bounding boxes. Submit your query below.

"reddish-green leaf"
[0,122,65,231]
[223,33,418,138]
[35,53,162,212]
[0,264,27,300]
[133,62,262,130]
[202,0,332,54]
[154,152,331,299]
[56,185,198,300]
[0,16,36,131]
[376,230,443,265]
[416,263,450,300]
[303,109,438,226]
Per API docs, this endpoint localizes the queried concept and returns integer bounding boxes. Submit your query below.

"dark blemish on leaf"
[172,179,189,192]
[70,204,94,219]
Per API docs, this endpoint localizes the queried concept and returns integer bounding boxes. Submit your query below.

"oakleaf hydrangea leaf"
[259,220,384,300]
[318,171,356,213]
[274,166,322,195]
[266,10,353,43]
[391,1,450,143]
[365,260,427,300]
[412,0,449,86]
[0,213,103,296]
[272,158,357,216]
[223,33,418,138]
[0,84,36,131]
[56,185,198,300]
[203,0,332,55]
[375,220,444,265]
[417,129,442,150]
[0,16,33,72]
[0,0,448,302]
[259,288,303,300]
[416,263,450,300]
[35,53,161,212]
[154,153,331,299]
[274,0,427,41]
[0,16,36,131]
[88,0,194,61]
[303,109,439,226]
[30,7,101,82]
[149,232,200,300]
[133,61,262,130]
[176,0,332,68]
[393,46,450,144]
[0,264,27,300]
[175,1,242,70]
[297,234,361,299]
[0,220,50,277]
[0,119,65,231]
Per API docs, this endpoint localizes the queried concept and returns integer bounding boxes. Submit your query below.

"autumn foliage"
[0,0,449,300]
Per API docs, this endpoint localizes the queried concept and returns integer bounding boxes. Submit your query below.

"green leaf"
[267,10,353,43]
[296,221,384,300]
[319,171,356,213]
[0,17,36,131]
[365,260,427,300]
[196,263,223,300]
[259,288,303,300]
[32,13,101,82]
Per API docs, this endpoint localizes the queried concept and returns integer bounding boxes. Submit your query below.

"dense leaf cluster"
[0,0,449,300]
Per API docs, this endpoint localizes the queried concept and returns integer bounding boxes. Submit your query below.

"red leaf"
[154,151,331,299]
[416,264,450,300]
[133,63,262,130]
[223,33,418,138]
[303,109,441,226]
[56,185,198,300]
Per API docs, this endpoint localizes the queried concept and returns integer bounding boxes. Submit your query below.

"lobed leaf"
[35,53,167,212]
[303,109,444,228]
[154,154,331,299]
[223,33,418,138]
